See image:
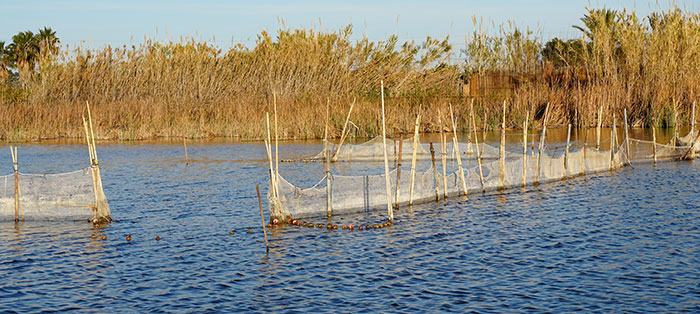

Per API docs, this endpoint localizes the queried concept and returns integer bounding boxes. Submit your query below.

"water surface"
[0,129,698,313]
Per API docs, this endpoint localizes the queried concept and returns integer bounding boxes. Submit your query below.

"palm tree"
[36,27,59,55]
[573,8,619,40]
[6,31,39,71]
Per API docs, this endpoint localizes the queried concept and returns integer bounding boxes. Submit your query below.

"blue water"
[0,139,698,313]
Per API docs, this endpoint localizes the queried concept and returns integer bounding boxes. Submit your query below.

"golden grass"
[1,6,699,141]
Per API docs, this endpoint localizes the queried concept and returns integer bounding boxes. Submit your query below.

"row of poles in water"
[258,84,699,252]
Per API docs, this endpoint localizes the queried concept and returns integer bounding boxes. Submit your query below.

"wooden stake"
[324,98,332,218]
[610,115,617,171]
[408,112,421,205]
[86,102,99,165]
[11,146,19,221]
[565,123,571,179]
[624,108,631,165]
[596,106,602,150]
[83,117,100,219]
[183,137,188,161]
[331,100,355,162]
[499,100,506,189]
[522,111,529,187]
[256,185,269,253]
[380,81,394,222]
[265,113,277,199]
[449,104,468,197]
[395,134,403,209]
[673,105,678,142]
[482,106,487,157]
[430,143,440,201]
[536,103,550,185]
[438,109,447,199]
[273,94,280,199]
[470,101,485,193]
[652,123,657,164]
[692,100,696,135]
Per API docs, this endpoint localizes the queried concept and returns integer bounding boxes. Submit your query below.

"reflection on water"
[0,129,698,312]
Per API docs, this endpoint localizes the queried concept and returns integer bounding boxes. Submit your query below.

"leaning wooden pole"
[408,112,421,205]
[395,134,403,209]
[86,102,112,222]
[83,117,100,220]
[470,101,485,193]
[183,137,188,161]
[449,104,468,197]
[522,111,529,187]
[380,81,394,222]
[256,185,269,253]
[331,100,355,162]
[536,103,550,185]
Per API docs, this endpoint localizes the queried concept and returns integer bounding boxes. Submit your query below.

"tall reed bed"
[1,6,699,141]
[1,26,457,140]
[467,7,700,129]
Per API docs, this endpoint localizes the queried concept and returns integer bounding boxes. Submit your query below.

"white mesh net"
[314,135,513,162]
[271,139,635,220]
[0,167,111,221]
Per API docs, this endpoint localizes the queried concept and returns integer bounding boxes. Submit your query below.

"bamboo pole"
[610,115,617,171]
[273,94,280,201]
[449,104,468,197]
[624,108,631,166]
[565,123,571,179]
[408,112,421,205]
[673,106,678,142]
[522,111,529,187]
[324,98,332,218]
[429,143,440,201]
[183,137,188,161]
[11,146,19,221]
[265,113,277,199]
[482,107,487,158]
[380,81,394,222]
[470,101,485,193]
[438,109,448,199]
[692,100,696,135]
[536,103,550,185]
[256,185,269,253]
[331,100,355,162]
[499,100,506,190]
[83,117,100,218]
[596,106,602,150]
[86,102,99,165]
[395,134,403,209]
[652,123,657,163]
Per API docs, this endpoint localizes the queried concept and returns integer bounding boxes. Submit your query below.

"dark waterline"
[0,131,698,313]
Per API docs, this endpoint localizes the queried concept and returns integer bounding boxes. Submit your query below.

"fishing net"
[271,139,633,220]
[314,135,511,162]
[0,167,111,221]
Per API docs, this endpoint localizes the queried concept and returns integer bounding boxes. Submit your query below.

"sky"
[0,0,692,53]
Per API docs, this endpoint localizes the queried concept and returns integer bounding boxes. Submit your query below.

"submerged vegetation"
[1,6,699,141]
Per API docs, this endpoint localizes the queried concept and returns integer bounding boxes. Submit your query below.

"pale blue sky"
[0,0,690,51]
